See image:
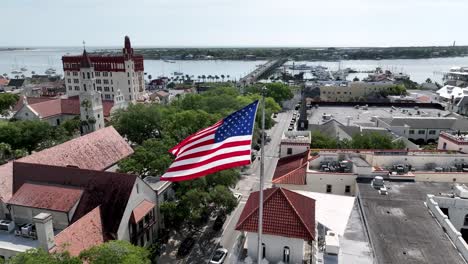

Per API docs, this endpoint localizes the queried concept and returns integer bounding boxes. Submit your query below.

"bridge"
[239,58,287,85]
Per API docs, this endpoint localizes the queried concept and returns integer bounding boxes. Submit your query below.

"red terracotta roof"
[14,96,114,118]
[0,162,13,203]
[52,206,105,256]
[0,79,9,86]
[0,126,133,202]
[13,162,137,236]
[131,200,156,223]
[8,183,83,212]
[272,151,309,185]
[235,187,315,241]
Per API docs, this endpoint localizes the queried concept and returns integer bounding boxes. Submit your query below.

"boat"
[173,72,183,76]
[164,60,176,63]
[11,70,22,74]
[45,68,56,75]
[20,67,28,72]
[31,71,36,75]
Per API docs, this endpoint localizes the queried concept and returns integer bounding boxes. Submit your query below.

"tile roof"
[0,126,133,202]
[272,151,309,185]
[235,187,315,241]
[52,206,105,256]
[13,97,55,112]
[8,183,83,212]
[13,162,137,236]
[131,200,156,223]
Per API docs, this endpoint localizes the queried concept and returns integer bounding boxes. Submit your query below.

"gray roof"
[358,181,466,264]
[379,117,458,129]
[308,119,360,140]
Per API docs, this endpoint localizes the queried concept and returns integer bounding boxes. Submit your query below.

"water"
[0,48,265,81]
[288,57,468,83]
[2,47,468,83]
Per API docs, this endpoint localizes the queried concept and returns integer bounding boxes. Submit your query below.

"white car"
[210,248,228,264]
[233,193,242,203]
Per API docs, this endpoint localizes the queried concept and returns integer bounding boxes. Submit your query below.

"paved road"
[186,91,301,264]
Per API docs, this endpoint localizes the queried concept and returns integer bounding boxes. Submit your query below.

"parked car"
[177,237,196,257]
[233,193,242,203]
[213,213,227,231]
[210,248,228,264]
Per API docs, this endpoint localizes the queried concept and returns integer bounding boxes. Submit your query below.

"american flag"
[160,100,259,182]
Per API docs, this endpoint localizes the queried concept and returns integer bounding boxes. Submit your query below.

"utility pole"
[257,86,266,263]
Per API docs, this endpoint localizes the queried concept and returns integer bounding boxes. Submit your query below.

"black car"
[177,237,196,257]
[213,213,227,231]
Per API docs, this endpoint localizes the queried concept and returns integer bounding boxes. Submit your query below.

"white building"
[235,187,316,264]
[62,36,145,103]
[280,131,311,157]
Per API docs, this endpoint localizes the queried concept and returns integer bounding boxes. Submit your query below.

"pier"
[239,58,287,85]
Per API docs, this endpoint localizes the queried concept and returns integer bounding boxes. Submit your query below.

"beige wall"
[247,232,306,264]
[320,82,395,102]
[10,205,69,230]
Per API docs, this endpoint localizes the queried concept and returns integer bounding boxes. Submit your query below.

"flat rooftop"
[0,231,38,253]
[308,106,450,127]
[358,180,466,264]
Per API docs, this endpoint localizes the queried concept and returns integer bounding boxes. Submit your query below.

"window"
[68,86,72,91]
[287,148,292,155]
[74,86,79,91]
[429,130,436,135]
[66,72,70,76]
[283,247,290,263]
[145,229,150,243]
[104,94,111,100]
[443,142,447,150]
[129,95,132,100]
[87,72,90,79]
[103,72,109,77]
[409,130,414,135]
[97,86,102,91]
[74,79,79,83]
[418,130,425,135]
[262,243,266,259]
[103,79,109,84]
[82,72,85,79]
[67,79,71,83]
[111,87,114,92]
[96,79,101,84]
[128,72,130,77]
[464,214,468,226]
[129,88,131,93]
[104,87,110,92]
[128,80,131,85]
[83,84,87,91]
[326,184,332,193]
[56,119,60,126]
[337,92,341,94]
[110,72,112,77]
[136,183,139,193]
[73,72,78,76]
[95,72,100,77]
[345,185,351,193]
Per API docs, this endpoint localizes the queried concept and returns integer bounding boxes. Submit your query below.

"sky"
[2,0,467,47]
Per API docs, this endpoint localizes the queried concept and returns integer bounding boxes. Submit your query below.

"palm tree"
[202,75,206,83]
[220,74,225,82]
[208,75,213,82]
[215,75,220,82]
[148,74,152,81]
[227,75,230,81]
[197,75,201,82]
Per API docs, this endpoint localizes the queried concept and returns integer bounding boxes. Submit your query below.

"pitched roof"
[8,183,83,212]
[380,117,458,129]
[81,50,92,68]
[308,119,360,139]
[0,126,133,202]
[235,187,315,241]
[7,79,25,87]
[13,162,137,236]
[131,200,156,223]
[13,97,56,112]
[52,206,105,256]
[17,97,115,119]
[272,151,309,185]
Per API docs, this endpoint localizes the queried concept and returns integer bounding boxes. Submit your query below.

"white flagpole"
[257,86,266,263]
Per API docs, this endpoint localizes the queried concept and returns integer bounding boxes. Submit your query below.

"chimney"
[33,213,55,251]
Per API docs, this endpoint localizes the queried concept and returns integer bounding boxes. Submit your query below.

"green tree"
[425,78,432,83]
[209,185,237,214]
[0,93,19,115]
[61,117,81,136]
[7,248,80,264]
[79,240,150,264]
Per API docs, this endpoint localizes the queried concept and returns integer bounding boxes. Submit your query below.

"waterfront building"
[62,36,144,103]
[319,81,395,102]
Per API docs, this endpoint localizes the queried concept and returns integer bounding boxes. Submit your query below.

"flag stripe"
[175,134,216,156]
[175,136,251,160]
[160,160,251,182]
[169,121,223,155]
[174,141,252,162]
[167,150,251,172]
[161,155,251,178]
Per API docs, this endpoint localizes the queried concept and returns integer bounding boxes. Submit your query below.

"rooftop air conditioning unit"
[0,220,15,232]
[325,231,340,255]
[455,185,468,199]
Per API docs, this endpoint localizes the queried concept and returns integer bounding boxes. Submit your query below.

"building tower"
[297,89,309,131]
[79,49,105,134]
[123,36,139,102]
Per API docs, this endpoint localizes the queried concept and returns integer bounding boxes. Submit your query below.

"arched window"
[262,243,266,259]
[83,84,87,92]
[283,246,290,263]
[87,72,90,79]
